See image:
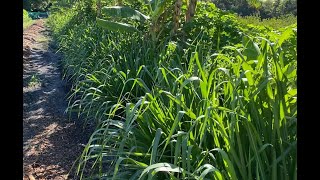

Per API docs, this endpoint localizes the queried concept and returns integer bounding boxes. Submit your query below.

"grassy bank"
[48,1,297,179]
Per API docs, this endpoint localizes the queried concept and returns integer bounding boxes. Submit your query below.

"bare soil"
[23,19,92,180]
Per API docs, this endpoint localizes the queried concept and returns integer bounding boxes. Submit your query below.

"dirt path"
[23,19,91,180]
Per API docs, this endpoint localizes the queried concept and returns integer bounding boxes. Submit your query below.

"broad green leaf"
[97,18,139,33]
[139,163,183,179]
[243,38,261,60]
[102,6,150,21]
[152,0,170,21]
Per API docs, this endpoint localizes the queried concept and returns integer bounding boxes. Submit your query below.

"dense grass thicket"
[48,1,296,179]
[23,9,33,30]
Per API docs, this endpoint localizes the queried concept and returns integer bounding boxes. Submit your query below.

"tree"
[96,0,271,39]
[173,0,182,32]
[272,0,281,17]
[23,0,51,11]
[186,0,197,23]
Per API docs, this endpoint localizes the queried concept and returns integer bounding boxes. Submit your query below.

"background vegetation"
[212,0,297,18]
[23,0,51,12]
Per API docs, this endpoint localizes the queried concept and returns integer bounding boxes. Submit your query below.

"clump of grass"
[74,33,296,179]
[23,9,34,30]
[28,74,41,87]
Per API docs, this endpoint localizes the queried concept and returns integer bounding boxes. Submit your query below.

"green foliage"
[97,0,175,40]
[102,6,150,21]
[183,2,245,52]
[23,9,33,30]
[48,1,296,179]
[237,14,297,29]
[97,18,140,33]
[212,0,296,19]
[96,6,149,33]
[23,0,51,11]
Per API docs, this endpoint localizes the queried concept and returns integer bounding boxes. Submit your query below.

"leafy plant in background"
[96,0,265,39]
[23,0,51,12]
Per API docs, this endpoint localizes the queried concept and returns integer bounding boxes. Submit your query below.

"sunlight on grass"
[47,1,297,179]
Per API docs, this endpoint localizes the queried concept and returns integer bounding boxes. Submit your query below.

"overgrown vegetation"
[236,14,297,29]
[48,0,296,179]
[23,9,33,30]
[212,0,297,19]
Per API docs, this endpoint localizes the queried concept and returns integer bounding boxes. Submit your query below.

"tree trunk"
[173,0,182,33]
[186,0,197,23]
[97,0,101,17]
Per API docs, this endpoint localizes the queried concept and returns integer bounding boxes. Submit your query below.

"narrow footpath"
[23,19,91,180]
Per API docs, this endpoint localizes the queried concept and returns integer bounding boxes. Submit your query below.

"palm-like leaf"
[97,18,139,33]
[101,6,150,21]
[151,0,171,21]
[97,6,149,33]
[247,0,262,9]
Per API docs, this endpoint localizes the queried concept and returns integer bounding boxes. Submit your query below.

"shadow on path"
[23,19,93,180]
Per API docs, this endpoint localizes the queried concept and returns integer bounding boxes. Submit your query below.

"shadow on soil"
[23,23,94,179]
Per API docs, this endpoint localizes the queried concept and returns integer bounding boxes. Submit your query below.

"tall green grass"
[48,2,296,179]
